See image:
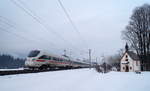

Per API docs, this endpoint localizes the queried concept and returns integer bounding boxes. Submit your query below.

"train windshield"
[28,50,40,57]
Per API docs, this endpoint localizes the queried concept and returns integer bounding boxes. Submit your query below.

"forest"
[0,53,25,69]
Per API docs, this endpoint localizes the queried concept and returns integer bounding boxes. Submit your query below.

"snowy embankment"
[0,68,24,71]
[0,68,150,91]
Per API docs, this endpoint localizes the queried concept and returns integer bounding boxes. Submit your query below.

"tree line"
[0,53,25,69]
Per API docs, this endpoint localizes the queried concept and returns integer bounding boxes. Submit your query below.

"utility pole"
[69,50,72,58]
[96,57,98,65]
[89,49,92,68]
[64,49,67,57]
[96,57,98,63]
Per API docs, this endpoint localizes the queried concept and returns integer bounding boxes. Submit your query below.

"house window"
[126,55,128,58]
[123,67,125,70]
[125,59,128,61]
[130,67,132,70]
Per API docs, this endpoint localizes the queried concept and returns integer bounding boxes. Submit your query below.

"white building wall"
[128,55,134,72]
[120,53,128,72]
[133,61,141,71]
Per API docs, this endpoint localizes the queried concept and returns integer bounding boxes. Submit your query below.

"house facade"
[120,44,141,72]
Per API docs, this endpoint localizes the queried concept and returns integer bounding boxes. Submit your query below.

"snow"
[0,68,150,91]
[0,68,24,71]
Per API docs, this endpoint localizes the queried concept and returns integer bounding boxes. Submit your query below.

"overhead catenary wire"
[14,0,85,57]
[0,26,63,53]
[0,15,57,48]
[0,17,80,59]
[0,27,38,44]
[10,0,83,54]
[57,0,89,49]
[0,18,62,52]
[0,16,15,28]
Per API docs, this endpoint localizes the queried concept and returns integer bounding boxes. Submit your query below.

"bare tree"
[106,53,121,71]
[122,4,150,71]
[102,48,124,71]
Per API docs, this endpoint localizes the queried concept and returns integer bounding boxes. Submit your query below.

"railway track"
[0,68,83,76]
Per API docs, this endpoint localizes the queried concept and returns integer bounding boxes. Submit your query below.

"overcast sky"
[0,0,150,60]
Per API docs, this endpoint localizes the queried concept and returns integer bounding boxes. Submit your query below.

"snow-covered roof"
[121,51,140,61]
[127,51,140,60]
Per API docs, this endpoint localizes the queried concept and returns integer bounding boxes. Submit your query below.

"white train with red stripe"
[25,50,90,70]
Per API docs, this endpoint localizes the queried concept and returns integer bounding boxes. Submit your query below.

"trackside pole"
[89,49,92,69]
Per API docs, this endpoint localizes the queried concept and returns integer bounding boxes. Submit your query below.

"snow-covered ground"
[0,68,149,91]
[0,68,24,71]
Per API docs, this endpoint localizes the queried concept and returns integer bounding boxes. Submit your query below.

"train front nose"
[25,58,34,67]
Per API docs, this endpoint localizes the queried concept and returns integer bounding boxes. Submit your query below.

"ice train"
[25,50,90,70]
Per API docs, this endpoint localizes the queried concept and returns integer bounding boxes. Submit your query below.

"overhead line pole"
[89,49,92,69]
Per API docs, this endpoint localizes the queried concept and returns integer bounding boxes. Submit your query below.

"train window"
[53,57,57,61]
[56,58,59,61]
[58,58,61,61]
[49,56,52,60]
[64,59,67,61]
[57,58,60,61]
[28,50,40,57]
[60,59,63,61]
[39,55,49,59]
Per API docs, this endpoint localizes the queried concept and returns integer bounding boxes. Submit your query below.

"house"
[120,44,141,72]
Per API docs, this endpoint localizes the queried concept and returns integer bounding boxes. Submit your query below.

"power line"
[0,26,64,53]
[0,17,63,52]
[0,27,38,43]
[0,16,82,59]
[57,0,89,48]
[10,0,90,58]
[0,16,57,47]
[0,16,15,28]
[10,0,82,53]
